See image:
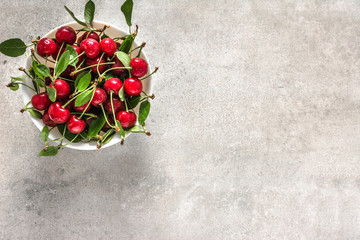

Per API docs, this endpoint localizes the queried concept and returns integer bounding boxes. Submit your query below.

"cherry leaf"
[0,38,27,57]
[39,146,58,156]
[138,101,150,125]
[121,0,133,27]
[84,0,95,27]
[64,6,87,26]
[40,126,49,142]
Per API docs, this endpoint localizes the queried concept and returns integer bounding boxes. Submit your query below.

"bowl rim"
[22,20,153,150]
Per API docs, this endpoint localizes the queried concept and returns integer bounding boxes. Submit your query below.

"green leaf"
[88,114,106,138]
[101,129,115,144]
[66,45,79,66]
[55,51,70,77]
[35,78,45,88]
[74,71,87,88]
[0,38,27,57]
[28,109,42,119]
[101,33,110,40]
[36,64,51,78]
[11,76,25,82]
[75,89,93,107]
[76,72,91,91]
[47,87,57,102]
[32,61,44,80]
[9,83,19,91]
[121,0,133,27]
[118,35,134,54]
[128,95,141,109]
[40,126,49,142]
[39,146,58,156]
[128,125,142,133]
[57,124,85,143]
[118,85,125,101]
[84,0,95,26]
[116,120,126,137]
[64,6,87,26]
[115,51,130,67]
[138,101,150,125]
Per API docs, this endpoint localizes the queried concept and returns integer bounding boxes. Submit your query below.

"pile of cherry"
[26,24,154,152]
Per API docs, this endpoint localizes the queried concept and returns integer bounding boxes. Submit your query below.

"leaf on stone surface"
[0,38,27,57]
[138,101,150,125]
[39,146,58,156]
[121,0,133,27]
[64,6,87,26]
[40,126,49,142]
[84,0,95,26]
[9,83,19,91]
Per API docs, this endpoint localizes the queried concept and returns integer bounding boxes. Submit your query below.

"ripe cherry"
[80,31,100,42]
[91,88,107,107]
[51,42,65,60]
[73,101,91,113]
[80,38,100,59]
[42,111,57,127]
[112,58,128,76]
[124,78,143,96]
[103,78,122,95]
[100,38,117,57]
[105,97,125,114]
[102,117,114,132]
[67,115,86,134]
[49,79,70,100]
[44,67,54,85]
[48,102,70,124]
[130,58,148,78]
[85,56,106,74]
[31,92,51,111]
[36,38,57,57]
[116,111,137,129]
[55,26,76,45]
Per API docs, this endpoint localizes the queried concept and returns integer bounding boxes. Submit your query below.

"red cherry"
[58,98,73,111]
[67,115,86,134]
[112,58,128,76]
[51,42,65,60]
[36,38,57,57]
[116,42,121,49]
[31,92,51,111]
[44,68,54,85]
[71,45,84,63]
[103,78,122,95]
[100,38,117,57]
[49,79,70,100]
[73,101,91,113]
[124,78,143,96]
[48,102,70,124]
[91,88,107,107]
[55,26,76,45]
[42,111,57,127]
[105,97,125,114]
[116,111,137,129]
[130,58,148,78]
[85,56,106,74]
[80,31,100,42]
[80,38,100,59]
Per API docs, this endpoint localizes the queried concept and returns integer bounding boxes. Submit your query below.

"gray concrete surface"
[1,0,360,239]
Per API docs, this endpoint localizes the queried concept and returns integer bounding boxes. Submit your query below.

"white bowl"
[22,20,153,150]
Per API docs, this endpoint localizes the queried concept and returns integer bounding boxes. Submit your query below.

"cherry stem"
[100,104,115,128]
[58,77,74,82]
[37,54,55,64]
[100,66,132,77]
[97,52,105,76]
[10,82,36,92]
[53,42,65,79]
[71,112,97,118]
[60,133,81,147]
[136,42,146,58]
[110,91,118,129]
[140,67,159,81]
[73,62,114,74]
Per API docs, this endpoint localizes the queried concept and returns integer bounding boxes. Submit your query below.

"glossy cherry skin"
[100,38,117,57]
[103,78,122,95]
[85,56,106,73]
[80,31,100,43]
[36,38,57,57]
[112,58,128,76]
[116,111,137,129]
[130,58,148,78]
[105,97,125,114]
[48,102,70,124]
[49,79,70,99]
[42,111,57,127]
[73,101,91,113]
[31,92,51,111]
[91,88,107,107]
[124,78,143,96]
[67,115,86,134]
[80,38,100,59]
[55,26,76,45]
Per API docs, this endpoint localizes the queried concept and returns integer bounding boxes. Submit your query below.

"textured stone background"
[1,0,360,239]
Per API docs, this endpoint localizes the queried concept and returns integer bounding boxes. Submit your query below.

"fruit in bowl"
[0,0,158,156]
